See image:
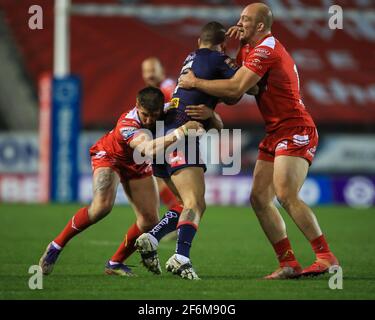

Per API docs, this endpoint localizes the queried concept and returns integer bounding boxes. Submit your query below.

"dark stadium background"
[1,0,374,207]
[0,0,374,301]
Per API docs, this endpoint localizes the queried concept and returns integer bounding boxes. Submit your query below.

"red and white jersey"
[237,34,315,133]
[160,78,176,102]
[90,107,143,165]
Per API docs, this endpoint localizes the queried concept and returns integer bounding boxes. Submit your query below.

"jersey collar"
[253,33,273,48]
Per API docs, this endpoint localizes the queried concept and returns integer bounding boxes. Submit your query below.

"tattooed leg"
[39,167,120,274]
[88,167,120,223]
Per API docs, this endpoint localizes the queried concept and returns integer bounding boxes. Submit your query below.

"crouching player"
[38,87,202,276]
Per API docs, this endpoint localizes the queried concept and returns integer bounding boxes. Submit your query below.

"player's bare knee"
[275,191,298,210]
[88,202,113,222]
[137,214,158,232]
[250,191,267,212]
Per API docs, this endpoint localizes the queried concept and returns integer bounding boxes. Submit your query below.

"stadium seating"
[1,0,374,128]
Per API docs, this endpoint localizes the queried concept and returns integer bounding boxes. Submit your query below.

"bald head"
[244,3,273,31]
[237,3,273,45]
[141,57,165,87]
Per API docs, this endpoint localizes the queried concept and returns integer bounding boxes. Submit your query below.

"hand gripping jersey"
[237,35,315,133]
[90,107,152,181]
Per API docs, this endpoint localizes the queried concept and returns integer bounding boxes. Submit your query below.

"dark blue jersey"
[165,48,238,128]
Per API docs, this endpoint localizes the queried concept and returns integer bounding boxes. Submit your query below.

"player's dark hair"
[136,86,164,112]
[200,21,226,46]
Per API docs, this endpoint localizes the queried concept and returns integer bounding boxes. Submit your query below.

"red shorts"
[90,150,152,183]
[258,126,318,165]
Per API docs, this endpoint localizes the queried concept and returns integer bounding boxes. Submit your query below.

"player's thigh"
[273,155,309,200]
[171,166,205,207]
[250,160,275,206]
[122,176,159,227]
[155,176,166,192]
[90,167,120,214]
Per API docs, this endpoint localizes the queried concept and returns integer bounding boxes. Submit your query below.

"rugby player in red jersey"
[141,57,181,211]
[38,87,202,276]
[179,3,339,279]
[142,57,175,102]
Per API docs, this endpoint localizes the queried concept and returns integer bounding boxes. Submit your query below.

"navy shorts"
[152,109,207,178]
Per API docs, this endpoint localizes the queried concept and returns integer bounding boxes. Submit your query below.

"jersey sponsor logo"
[247,55,263,70]
[179,53,195,77]
[254,48,271,56]
[183,52,196,65]
[169,151,186,167]
[276,140,288,151]
[164,98,179,111]
[120,126,138,140]
[224,57,238,70]
[94,150,107,159]
[307,146,317,158]
[249,61,263,70]
[293,134,310,146]
[254,51,269,59]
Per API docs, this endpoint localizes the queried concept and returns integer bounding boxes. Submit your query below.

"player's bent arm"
[220,96,241,105]
[129,129,180,158]
[246,85,259,96]
[220,84,258,106]
[190,67,260,100]
[129,122,202,158]
[220,84,258,105]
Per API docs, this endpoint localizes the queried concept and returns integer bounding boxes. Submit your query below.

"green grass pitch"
[0,204,374,299]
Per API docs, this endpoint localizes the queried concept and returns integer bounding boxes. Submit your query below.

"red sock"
[110,223,142,263]
[159,187,180,209]
[273,237,297,266]
[310,234,330,256]
[54,207,91,248]
[170,204,183,215]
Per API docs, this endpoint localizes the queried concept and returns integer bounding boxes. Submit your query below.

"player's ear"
[135,98,141,109]
[257,22,264,32]
[220,42,226,53]
[198,38,201,47]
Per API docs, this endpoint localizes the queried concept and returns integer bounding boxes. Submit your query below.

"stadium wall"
[0,132,374,207]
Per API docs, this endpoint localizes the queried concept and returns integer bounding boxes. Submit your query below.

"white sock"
[109,260,120,266]
[51,241,62,251]
[147,233,159,247]
[175,254,190,264]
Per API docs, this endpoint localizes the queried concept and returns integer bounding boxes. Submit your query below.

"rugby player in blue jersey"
[135,21,252,280]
